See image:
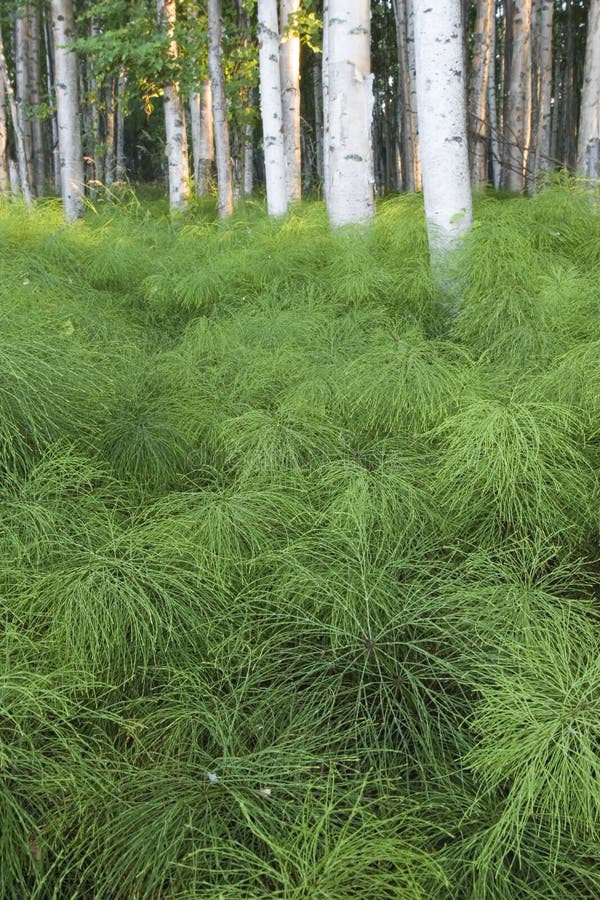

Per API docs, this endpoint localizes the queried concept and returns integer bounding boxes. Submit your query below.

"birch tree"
[28,3,45,197]
[0,23,33,205]
[157,0,190,212]
[258,0,287,217]
[280,0,301,202]
[392,0,420,192]
[577,0,600,180]
[469,0,495,186]
[504,0,532,192]
[326,0,375,227]
[531,0,554,185]
[208,0,234,217]
[15,4,34,192]
[50,0,84,221]
[413,0,472,282]
[0,67,8,198]
[190,80,214,196]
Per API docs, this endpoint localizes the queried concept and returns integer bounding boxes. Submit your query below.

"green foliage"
[1,187,600,896]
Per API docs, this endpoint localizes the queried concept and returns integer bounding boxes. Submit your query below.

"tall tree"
[326,0,375,226]
[530,0,554,185]
[280,0,301,202]
[0,22,33,205]
[208,0,234,216]
[0,61,8,197]
[28,3,45,197]
[413,0,472,284]
[504,0,532,191]
[157,0,190,211]
[392,0,420,192]
[469,0,495,186]
[577,0,600,179]
[258,0,288,216]
[15,3,34,191]
[50,0,84,220]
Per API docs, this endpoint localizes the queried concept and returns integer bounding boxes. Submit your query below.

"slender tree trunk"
[529,0,553,186]
[469,0,495,186]
[116,72,126,179]
[0,71,8,197]
[560,0,577,169]
[322,0,330,201]
[326,0,375,226]
[50,0,84,220]
[104,77,115,186]
[577,0,600,179]
[280,0,301,202]
[28,4,45,197]
[488,12,501,189]
[313,56,324,183]
[406,0,421,190]
[43,8,61,195]
[392,0,419,192]
[243,90,254,196]
[0,24,33,205]
[258,0,288,216]
[190,80,215,196]
[504,0,532,191]
[413,0,472,282]
[157,0,189,211]
[15,4,34,191]
[208,0,234,216]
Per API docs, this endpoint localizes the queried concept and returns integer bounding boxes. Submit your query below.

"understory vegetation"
[1,183,600,898]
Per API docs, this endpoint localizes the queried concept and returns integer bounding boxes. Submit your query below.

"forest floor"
[1,182,600,897]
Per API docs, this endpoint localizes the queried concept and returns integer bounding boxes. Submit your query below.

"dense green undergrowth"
[1,183,600,897]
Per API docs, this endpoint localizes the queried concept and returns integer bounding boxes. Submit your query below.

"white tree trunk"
[157,0,189,211]
[0,24,33,206]
[28,3,45,197]
[504,0,532,192]
[577,0,600,179]
[190,79,214,196]
[208,0,234,217]
[243,112,254,196]
[469,0,495,186]
[530,0,554,186]
[326,0,375,227]
[0,71,8,197]
[15,5,34,191]
[322,0,330,201]
[50,0,84,220]
[280,0,301,202]
[413,0,472,269]
[258,0,288,217]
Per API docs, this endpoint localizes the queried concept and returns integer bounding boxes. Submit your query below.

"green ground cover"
[1,183,600,897]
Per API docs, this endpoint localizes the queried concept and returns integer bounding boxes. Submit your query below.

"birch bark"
[50,0,84,220]
[258,0,287,216]
[0,70,8,198]
[469,0,495,186]
[531,0,553,186]
[577,0,600,179]
[326,0,375,226]
[504,0,532,192]
[413,0,472,277]
[157,0,190,211]
[208,0,234,216]
[1,23,33,204]
[280,0,301,202]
